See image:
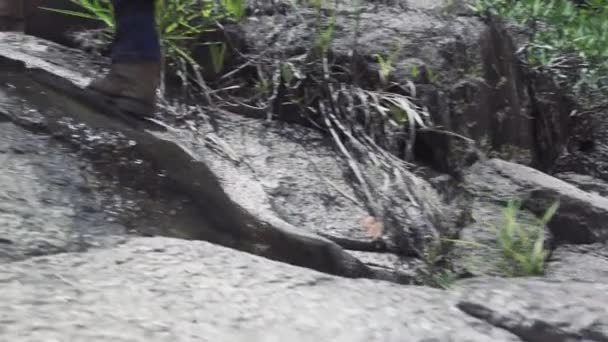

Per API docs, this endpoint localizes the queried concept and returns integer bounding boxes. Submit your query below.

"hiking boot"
[86,62,161,119]
[0,0,24,31]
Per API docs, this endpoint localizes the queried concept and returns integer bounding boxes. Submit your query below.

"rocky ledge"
[1,0,608,339]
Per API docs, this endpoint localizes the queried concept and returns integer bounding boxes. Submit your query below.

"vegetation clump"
[496,200,557,277]
[472,0,608,97]
[43,0,245,85]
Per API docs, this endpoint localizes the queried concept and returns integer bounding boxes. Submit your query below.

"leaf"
[539,200,560,226]
[362,216,384,240]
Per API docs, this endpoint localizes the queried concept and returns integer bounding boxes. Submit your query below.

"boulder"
[0,236,522,341]
[2,236,607,341]
[554,172,608,198]
[0,121,126,262]
[546,243,608,283]
[238,0,571,173]
[0,120,265,263]
[456,277,608,341]
[0,32,451,280]
[0,32,374,279]
[554,106,608,183]
[463,158,608,244]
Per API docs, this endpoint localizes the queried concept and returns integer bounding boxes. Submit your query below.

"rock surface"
[0,121,124,262]
[239,0,570,173]
[2,236,608,341]
[0,31,414,280]
[456,277,608,341]
[546,243,608,284]
[0,237,523,342]
[1,5,608,340]
[554,172,608,198]
[464,158,608,244]
[0,120,252,262]
[555,106,608,183]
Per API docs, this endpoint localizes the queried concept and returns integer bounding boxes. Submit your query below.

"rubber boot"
[86,62,161,119]
[0,0,24,31]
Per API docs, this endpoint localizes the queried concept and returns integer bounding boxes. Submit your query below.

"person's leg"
[87,0,161,119]
[0,0,24,31]
[111,0,161,63]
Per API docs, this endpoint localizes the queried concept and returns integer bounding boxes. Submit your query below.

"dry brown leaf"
[362,216,384,240]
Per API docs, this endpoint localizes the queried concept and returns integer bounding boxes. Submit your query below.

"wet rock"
[199,115,372,247]
[526,70,574,170]
[0,122,125,262]
[554,106,608,183]
[348,250,427,284]
[0,236,522,341]
[0,31,462,280]
[546,243,608,283]
[233,4,461,257]
[464,158,608,244]
[455,277,608,341]
[0,118,226,262]
[554,172,608,197]
[1,69,265,256]
[238,1,571,173]
[0,32,376,279]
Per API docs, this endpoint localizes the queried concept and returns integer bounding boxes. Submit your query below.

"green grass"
[444,199,558,278]
[495,199,557,276]
[470,0,608,96]
[420,242,459,289]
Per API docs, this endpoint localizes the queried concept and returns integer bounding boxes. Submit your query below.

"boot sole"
[86,87,156,120]
[81,87,166,131]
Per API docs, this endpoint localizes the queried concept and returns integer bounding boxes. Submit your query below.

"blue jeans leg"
[110,0,161,63]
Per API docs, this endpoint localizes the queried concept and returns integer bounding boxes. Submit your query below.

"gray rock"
[456,277,608,341]
[348,250,427,284]
[0,120,243,263]
[464,158,608,244]
[0,32,395,279]
[553,102,608,185]
[0,237,522,341]
[239,0,571,173]
[0,122,125,262]
[546,243,608,283]
[554,172,608,198]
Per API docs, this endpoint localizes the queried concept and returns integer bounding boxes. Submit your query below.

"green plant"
[43,0,246,85]
[496,199,558,276]
[41,0,114,27]
[220,0,246,21]
[431,270,459,289]
[444,199,558,277]
[373,43,402,86]
[255,78,271,96]
[426,67,439,84]
[471,0,608,96]
[209,42,227,74]
[441,0,457,15]
[314,12,336,56]
[410,65,420,79]
[418,240,458,289]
